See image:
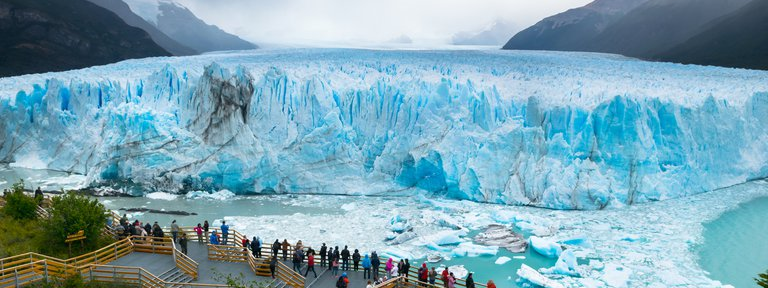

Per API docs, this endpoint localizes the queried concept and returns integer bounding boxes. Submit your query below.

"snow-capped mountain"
[1,49,766,210]
[123,0,257,53]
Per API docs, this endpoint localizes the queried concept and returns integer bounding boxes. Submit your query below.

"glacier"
[1,49,767,209]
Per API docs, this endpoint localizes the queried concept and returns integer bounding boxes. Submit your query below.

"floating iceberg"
[530,236,562,258]
[1,49,767,209]
[517,264,565,288]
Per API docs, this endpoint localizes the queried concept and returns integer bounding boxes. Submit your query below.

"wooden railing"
[206,243,305,288]
[80,264,228,288]
[373,257,487,288]
[132,236,174,255]
[172,237,199,280]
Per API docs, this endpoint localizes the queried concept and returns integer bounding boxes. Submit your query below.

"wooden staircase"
[158,267,193,287]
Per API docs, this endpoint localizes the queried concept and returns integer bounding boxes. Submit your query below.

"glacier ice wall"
[1,49,767,209]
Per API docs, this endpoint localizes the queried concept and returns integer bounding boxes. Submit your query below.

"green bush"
[45,192,107,249]
[25,273,135,288]
[757,270,768,288]
[3,179,37,220]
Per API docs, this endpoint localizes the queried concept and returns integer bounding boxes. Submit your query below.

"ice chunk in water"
[530,236,562,258]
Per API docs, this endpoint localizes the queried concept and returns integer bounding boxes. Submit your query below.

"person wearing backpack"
[336,272,349,288]
[293,249,302,272]
[272,239,280,257]
[418,263,428,285]
[429,267,437,285]
[327,247,334,268]
[281,239,290,261]
[269,257,277,279]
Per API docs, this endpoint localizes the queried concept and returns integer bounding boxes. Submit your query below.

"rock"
[474,224,528,253]
[119,207,198,216]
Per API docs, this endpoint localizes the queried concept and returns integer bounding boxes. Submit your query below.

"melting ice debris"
[436,265,468,279]
[530,236,562,258]
[451,242,498,257]
[3,50,767,210]
[601,263,632,288]
[516,264,565,288]
[495,256,512,265]
[427,254,442,263]
[145,192,179,200]
[540,249,579,276]
[185,189,236,200]
[558,235,593,248]
[340,203,357,211]
[474,224,528,253]
[389,231,417,245]
[419,230,467,246]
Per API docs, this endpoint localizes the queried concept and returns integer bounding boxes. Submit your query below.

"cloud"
[174,0,591,47]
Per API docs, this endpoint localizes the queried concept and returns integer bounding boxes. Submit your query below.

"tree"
[45,192,107,249]
[2,179,37,220]
[211,268,269,288]
[757,270,768,288]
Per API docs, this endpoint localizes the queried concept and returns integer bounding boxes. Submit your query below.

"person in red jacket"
[441,268,450,288]
[304,252,317,277]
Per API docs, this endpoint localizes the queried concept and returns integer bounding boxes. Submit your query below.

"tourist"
[486,280,496,288]
[397,260,404,277]
[2,189,8,198]
[254,236,262,258]
[447,272,456,288]
[466,273,475,288]
[272,239,280,257]
[385,258,394,278]
[304,252,317,277]
[194,223,203,243]
[120,214,128,226]
[220,221,229,245]
[332,257,340,276]
[403,259,411,281]
[362,254,372,279]
[269,257,277,279]
[371,251,380,279]
[179,233,188,255]
[203,220,210,242]
[441,268,449,288]
[336,272,349,288]
[352,249,361,271]
[366,280,373,288]
[319,243,328,267]
[296,240,304,252]
[34,187,43,204]
[341,246,350,271]
[333,246,340,264]
[251,237,260,258]
[152,222,163,238]
[210,230,219,245]
[293,249,302,272]
[281,239,290,261]
[143,222,152,237]
[391,262,399,277]
[327,247,334,268]
[242,236,250,252]
[171,220,180,243]
[429,267,437,285]
[418,263,428,285]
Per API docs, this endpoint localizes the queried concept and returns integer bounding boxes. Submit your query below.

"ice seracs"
[1,49,767,210]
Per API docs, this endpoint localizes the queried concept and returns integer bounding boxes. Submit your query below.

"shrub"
[45,192,107,249]
[757,270,768,288]
[3,179,37,220]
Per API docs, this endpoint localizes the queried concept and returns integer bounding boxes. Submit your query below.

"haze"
[174,0,592,47]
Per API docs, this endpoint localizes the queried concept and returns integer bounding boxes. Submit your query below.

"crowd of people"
[112,215,497,288]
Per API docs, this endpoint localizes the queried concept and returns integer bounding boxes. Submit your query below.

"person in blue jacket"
[362,254,372,279]
[210,230,219,245]
[220,221,229,245]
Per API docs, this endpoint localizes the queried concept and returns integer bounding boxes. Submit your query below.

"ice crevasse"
[1,49,767,210]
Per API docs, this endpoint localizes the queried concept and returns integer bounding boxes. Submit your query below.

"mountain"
[503,0,753,63]
[0,0,169,77]
[125,0,257,53]
[657,0,768,70]
[86,0,196,56]
[452,21,516,46]
[584,0,752,58]
[503,0,651,51]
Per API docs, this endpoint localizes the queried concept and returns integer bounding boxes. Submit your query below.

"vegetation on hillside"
[757,270,768,288]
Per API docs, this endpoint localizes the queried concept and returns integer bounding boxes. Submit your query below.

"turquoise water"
[419,248,556,286]
[698,196,768,288]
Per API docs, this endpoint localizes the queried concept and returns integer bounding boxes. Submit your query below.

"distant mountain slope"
[502,0,651,51]
[0,0,169,77]
[87,0,196,56]
[657,0,768,70]
[584,0,752,58]
[452,21,516,46]
[125,0,257,53]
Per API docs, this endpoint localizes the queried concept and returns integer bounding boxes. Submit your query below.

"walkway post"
[14,268,18,287]
[43,261,48,282]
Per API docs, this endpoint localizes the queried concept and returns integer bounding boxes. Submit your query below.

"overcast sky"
[174,0,591,47]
